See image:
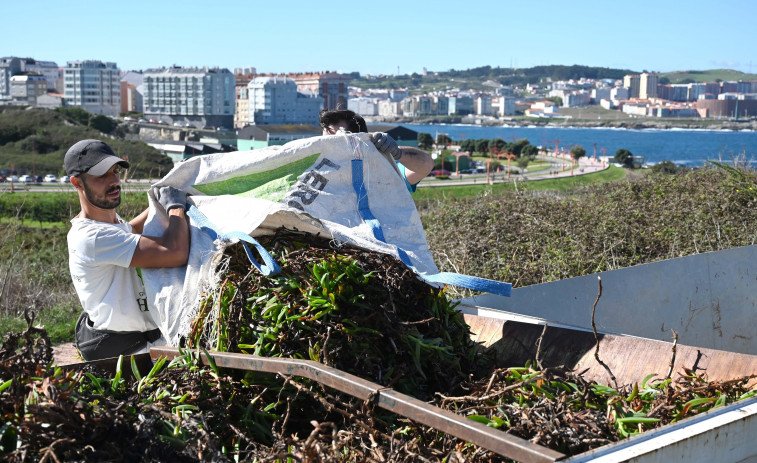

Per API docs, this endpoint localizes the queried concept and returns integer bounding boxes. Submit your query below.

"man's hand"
[156,186,187,212]
[370,132,402,160]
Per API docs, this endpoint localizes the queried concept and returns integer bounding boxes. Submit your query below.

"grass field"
[413,165,626,202]
[660,69,757,84]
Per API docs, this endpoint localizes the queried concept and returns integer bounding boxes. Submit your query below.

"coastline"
[367,116,757,132]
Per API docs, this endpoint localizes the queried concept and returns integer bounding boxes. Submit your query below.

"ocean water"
[404,123,757,167]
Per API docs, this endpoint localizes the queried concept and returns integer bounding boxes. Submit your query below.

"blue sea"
[404,123,757,167]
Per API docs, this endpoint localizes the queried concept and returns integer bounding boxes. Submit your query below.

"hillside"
[350,64,637,93]
[0,106,174,179]
[661,69,757,84]
[351,65,757,94]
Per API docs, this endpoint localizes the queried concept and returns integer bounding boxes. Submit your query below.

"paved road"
[418,155,608,188]
[1,156,608,193]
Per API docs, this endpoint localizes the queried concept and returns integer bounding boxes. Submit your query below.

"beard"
[81,179,121,210]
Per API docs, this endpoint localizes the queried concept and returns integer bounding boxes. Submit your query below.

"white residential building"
[378,99,402,117]
[247,76,323,125]
[63,60,121,116]
[143,66,235,128]
[9,74,47,104]
[475,95,492,115]
[611,87,630,102]
[348,97,378,116]
[22,59,60,91]
[492,95,516,116]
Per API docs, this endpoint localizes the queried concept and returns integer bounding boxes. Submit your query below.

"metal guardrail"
[150,346,565,463]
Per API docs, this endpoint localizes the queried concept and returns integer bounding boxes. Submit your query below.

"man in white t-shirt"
[65,139,190,361]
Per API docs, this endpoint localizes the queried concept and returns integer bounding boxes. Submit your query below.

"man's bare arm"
[129,207,150,235]
[397,147,435,185]
[130,208,190,268]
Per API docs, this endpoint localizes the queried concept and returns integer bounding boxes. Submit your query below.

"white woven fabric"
[141,132,437,346]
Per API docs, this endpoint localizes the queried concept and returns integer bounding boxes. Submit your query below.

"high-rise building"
[247,76,323,125]
[640,72,658,99]
[63,60,121,116]
[234,74,253,128]
[143,66,235,128]
[623,74,640,99]
[0,57,23,98]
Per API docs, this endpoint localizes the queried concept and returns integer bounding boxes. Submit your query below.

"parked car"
[148,119,161,124]
[138,118,148,123]
[123,116,137,122]
[429,169,451,178]
[59,175,71,183]
[8,175,19,182]
[44,174,57,183]
[18,175,33,183]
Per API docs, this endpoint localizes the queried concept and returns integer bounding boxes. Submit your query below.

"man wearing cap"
[65,139,190,361]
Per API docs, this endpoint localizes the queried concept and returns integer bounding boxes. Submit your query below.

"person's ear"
[70,176,83,190]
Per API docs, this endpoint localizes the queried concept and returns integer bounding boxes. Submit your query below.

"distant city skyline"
[2,0,755,76]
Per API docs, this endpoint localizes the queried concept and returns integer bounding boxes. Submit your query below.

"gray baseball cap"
[64,139,130,177]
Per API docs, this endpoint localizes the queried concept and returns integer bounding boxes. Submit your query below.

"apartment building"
[9,74,47,104]
[23,59,60,91]
[143,66,235,128]
[288,72,349,111]
[623,74,640,98]
[401,96,434,116]
[639,72,658,99]
[63,60,121,116]
[234,82,250,128]
[378,99,402,117]
[492,95,516,116]
[120,71,143,113]
[475,95,492,115]
[1,57,60,99]
[247,76,323,125]
[447,96,474,115]
[0,57,22,99]
[347,97,378,116]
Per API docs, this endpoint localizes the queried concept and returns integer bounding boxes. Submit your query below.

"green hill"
[350,64,637,93]
[660,69,757,84]
[0,106,174,179]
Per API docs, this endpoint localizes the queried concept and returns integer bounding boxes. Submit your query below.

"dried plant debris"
[2,230,756,462]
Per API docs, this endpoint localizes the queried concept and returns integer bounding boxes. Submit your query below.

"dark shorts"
[75,312,162,361]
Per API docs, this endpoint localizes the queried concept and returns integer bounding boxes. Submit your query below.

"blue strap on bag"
[348,140,512,297]
[186,204,282,277]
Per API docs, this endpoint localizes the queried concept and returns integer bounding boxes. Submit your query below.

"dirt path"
[52,342,81,365]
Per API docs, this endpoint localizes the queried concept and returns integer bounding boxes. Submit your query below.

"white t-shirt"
[68,215,158,333]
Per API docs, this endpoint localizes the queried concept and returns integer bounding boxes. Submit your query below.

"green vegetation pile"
[421,166,757,289]
[188,229,482,400]
[3,304,755,461]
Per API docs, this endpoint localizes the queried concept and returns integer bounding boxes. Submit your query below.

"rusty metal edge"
[150,346,565,463]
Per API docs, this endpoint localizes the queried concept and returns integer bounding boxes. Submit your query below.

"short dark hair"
[318,109,367,133]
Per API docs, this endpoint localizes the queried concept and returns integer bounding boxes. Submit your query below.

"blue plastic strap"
[421,272,512,297]
[350,156,512,297]
[351,159,386,242]
[186,204,281,277]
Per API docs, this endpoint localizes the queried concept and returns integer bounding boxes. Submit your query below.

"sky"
[3,0,755,76]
